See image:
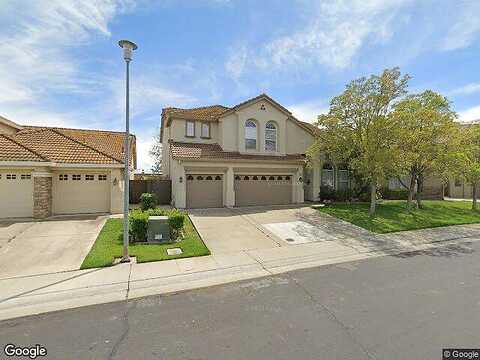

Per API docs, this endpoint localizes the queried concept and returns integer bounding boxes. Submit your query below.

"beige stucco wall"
[0,122,19,135]
[286,119,314,154]
[235,100,288,155]
[168,119,218,144]
[218,113,238,151]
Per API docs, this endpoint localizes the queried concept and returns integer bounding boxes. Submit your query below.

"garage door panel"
[53,172,110,214]
[235,175,292,207]
[0,171,33,218]
[186,174,223,209]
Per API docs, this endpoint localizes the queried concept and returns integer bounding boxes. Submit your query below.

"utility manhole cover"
[167,248,182,255]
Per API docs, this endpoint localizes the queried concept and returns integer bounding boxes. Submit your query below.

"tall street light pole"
[118,39,138,263]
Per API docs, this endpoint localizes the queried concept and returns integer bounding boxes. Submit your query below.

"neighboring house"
[387,176,444,199]
[161,93,323,209]
[0,116,136,219]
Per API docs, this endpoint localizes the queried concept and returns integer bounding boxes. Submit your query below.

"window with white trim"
[85,174,94,181]
[6,174,16,180]
[186,121,195,137]
[98,174,107,181]
[321,163,335,189]
[72,174,81,181]
[265,121,277,151]
[245,120,257,150]
[201,123,210,138]
[338,168,349,190]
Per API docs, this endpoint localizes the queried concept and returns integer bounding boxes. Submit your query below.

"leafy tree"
[457,124,480,210]
[149,132,162,173]
[308,68,409,215]
[391,90,458,209]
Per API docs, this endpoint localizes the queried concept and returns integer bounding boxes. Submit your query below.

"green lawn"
[81,215,210,269]
[317,200,480,233]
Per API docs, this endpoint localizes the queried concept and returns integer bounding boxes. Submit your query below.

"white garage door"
[53,172,110,215]
[0,171,33,218]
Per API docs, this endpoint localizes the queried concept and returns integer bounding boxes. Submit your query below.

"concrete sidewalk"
[1,222,480,321]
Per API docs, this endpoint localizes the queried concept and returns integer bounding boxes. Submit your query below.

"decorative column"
[295,167,304,203]
[225,167,235,207]
[33,171,53,219]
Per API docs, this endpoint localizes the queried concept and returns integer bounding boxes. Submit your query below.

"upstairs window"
[201,123,210,138]
[245,120,257,150]
[185,121,195,137]
[265,121,277,151]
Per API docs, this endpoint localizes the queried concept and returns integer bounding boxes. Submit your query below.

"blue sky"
[1,0,480,171]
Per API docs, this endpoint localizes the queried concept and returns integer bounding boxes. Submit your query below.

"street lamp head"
[118,39,138,62]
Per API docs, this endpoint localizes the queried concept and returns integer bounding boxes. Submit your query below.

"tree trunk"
[416,174,424,209]
[369,182,376,216]
[473,182,478,211]
[407,174,416,210]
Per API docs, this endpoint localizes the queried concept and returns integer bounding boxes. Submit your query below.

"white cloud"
[225,44,248,80]
[262,0,411,70]
[458,105,480,122]
[442,2,480,51]
[0,0,134,105]
[448,83,480,97]
[288,99,329,124]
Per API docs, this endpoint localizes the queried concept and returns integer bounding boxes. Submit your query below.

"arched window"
[321,163,335,189]
[265,121,277,151]
[245,120,257,150]
[338,166,350,190]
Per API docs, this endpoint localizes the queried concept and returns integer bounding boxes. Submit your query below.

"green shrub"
[319,185,336,201]
[381,188,409,200]
[319,186,353,202]
[129,210,149,242]
[140,193,157,211]
[168,209,185,239]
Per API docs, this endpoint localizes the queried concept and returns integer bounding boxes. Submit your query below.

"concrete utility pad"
[264,221,338,244]
[0,216,106,279]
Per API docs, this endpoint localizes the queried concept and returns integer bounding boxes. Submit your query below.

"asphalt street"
[1,238,479,360]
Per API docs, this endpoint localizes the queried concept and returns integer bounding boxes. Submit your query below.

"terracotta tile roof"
[1,125,136,166]
[13,128,121,164]
[0,134,47,162]
[170,141,305,162]
[164,105,229,123]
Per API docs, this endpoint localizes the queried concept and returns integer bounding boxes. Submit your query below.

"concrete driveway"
[0,216,107,279]
[189,205,343,254]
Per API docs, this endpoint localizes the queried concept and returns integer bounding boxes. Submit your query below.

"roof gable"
[160,93,320,141]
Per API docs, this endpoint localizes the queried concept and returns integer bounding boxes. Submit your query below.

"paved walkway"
[1,212,480,321]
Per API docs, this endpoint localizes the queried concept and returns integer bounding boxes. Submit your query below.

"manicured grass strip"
[81,216,210,269]
[317,200,480,234]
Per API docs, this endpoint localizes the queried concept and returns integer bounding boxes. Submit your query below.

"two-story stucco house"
[160,94,322,208]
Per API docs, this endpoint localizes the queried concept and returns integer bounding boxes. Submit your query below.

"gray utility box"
[147,216,171,243]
